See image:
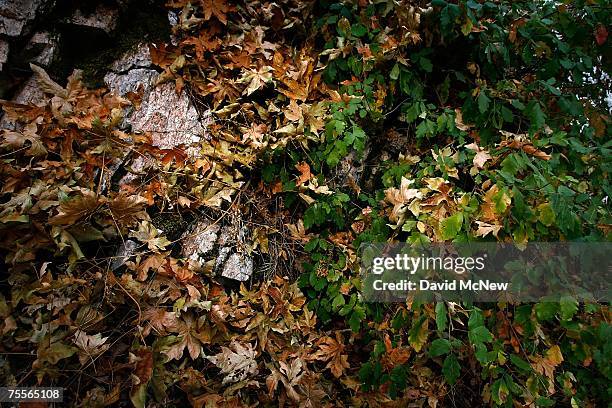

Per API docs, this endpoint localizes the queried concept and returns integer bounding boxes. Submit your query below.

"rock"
[104,43,157,95]
[104,43,207,150]
[68,5,119,34]
[181,220,221,264]
[6,76,44,107]
[220,252,253,281]
[180,220,254,282]
[0,0,49,37]
[104,43,208,185]
[104,68,157,95]
[111,239,138,271]
[109,43,152,72]
[0,40,8,71]
[130,82,207,149]
[26,31,59,67]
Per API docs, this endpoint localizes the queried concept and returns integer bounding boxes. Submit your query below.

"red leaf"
[595,25,608,46]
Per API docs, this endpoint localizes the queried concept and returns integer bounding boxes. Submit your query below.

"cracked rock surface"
[104,43,207,150]
[181,220,254,282]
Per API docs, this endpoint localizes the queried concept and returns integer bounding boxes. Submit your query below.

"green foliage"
[289,0,610,405]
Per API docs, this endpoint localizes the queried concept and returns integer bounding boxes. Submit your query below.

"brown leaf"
[315,332,350,378]
[49,192,101,225]
[107,194,148,227]
[295,161,312,186]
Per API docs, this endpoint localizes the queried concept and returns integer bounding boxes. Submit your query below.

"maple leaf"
[49,192,101,226]
[129,221,172,252]
[73,331,110,365]
[242,123,268,148]
[2,122,47,157]
[381,334,411,371]
[531,345,564,394]
[384,177,423,224]
[142,307,179,335]
[466,142,492,169]
[30,63,68,99]
[315,332,350,378]
[474,221,502,238]
[277,358,305,401]
[480,184,511,223]
[162,258,195,282]
[130,348,154,408]
[164,315,205,360]
[295,161,312,186]
[107,194,148,227]
[200,0,231,25]
[499,131,551,160]
[206,341,258,384]
[206,79,240,107]
[137,253,166,281]
[239,66,274,96]
[454,108,472,131]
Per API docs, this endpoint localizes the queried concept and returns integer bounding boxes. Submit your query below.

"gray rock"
[221,252,253,282]
[111,239,139,270]
[109,43,152,72]
[129,82,207,149]
[0,0,49,37]
[180,220,254,282]
[26,31,59,66]
[0,39,8,71]
[104,43,157,95]
[104,68,157,95]
[9,76,44,105]
[104,43,207,151]
[68,5,119,34]
[181,220,221,264]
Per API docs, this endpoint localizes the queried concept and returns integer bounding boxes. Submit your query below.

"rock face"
[0,0,50,37]
[68,5,119,34]
[104,43,207,149]
[26,31,59,66]
[104,43,157,95]
[0,3,250,283]
[0,40,8,70]
[181,219,254,282]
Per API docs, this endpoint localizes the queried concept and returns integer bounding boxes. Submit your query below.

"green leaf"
[419,57,433,73]
[469,326,493,345]
[535,302,559,321]
[440,212,463,240]
[442,354,461,384]
[478,91,490,114]
[408,315,429,352]
[130,383,147,408]
[468,309,484,329]
[351,23,368,37]
[526,101,546,131]
[510,354,532,373]
[348,306,366,332]
[429,338,451,357]
[491,378,510,405]
[332,293,345,310]
[559,296,578,320]
[435,302,448,332]
[390,64,400,80]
